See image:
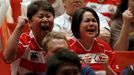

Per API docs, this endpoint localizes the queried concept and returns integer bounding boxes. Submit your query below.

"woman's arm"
[3,16,28,63]
[113,9,133,50]
[99,53,117,75]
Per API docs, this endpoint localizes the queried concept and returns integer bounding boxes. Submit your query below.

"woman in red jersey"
[68,7,120,75]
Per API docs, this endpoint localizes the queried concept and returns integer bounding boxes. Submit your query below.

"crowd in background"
[0,0,134,75]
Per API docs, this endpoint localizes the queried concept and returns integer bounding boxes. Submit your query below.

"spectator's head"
[27,1,55,20]
[121,64,134,75]
[27,1,55,45]
[63,0,85,16]
[42,31,68,57]
[25,73,39,75]
[46,48,81,75]
[113,0,134,19]
[71,7,100,39]
[129,33,134,50]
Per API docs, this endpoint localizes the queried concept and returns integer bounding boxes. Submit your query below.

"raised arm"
[113,9,133,50]
[3,16,28,63]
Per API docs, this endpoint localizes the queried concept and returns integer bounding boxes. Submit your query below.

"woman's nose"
[89,21,94,25]
[41,17,48,22]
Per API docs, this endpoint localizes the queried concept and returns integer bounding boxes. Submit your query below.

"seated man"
[46,48,81,75]
[42,31,95,75]
[53,0,111,43]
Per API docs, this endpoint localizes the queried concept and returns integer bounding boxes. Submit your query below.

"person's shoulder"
[20,32,30,38]
[96,38,108,46]
[68,38,79,47]
[54,14,66,25]
[68,38,76,44]
[96,38,108,44]
[19,32,31,44]
[54,14,65,21]
[96,38,112,50]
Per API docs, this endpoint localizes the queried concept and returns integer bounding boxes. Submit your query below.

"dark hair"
[112,0,128,19]
[71,7,100,39]
[27,0,55,20]
[121,64,134,75]
[46,48,81,75]
[128,33,134,50]
[128,64,134,75]
[42,31,67,51]
[25,73,39,75]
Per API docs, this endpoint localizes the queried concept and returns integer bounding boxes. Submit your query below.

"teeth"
[41,24,48,27]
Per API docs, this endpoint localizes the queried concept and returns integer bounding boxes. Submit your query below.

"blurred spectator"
[85,0,120,24]
[42,31,68,58]
[121,64,134,75]
[53,0,111,43]
[46,48,81,75]
[129,32,134,50]
[46,0,65,17]
[25,73,39,75]
[22,0,65,17]
[110,0,134,50]
[53,0,85,39]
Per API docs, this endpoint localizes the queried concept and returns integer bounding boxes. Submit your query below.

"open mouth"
[41,26,50,31]
[86,29,95,32]
[40,24,51,32]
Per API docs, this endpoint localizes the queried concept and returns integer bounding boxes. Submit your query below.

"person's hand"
[98,53,109,65]
[80,54,92,68]
[16,16,28,29]
[122,8,133,24]
[82,54,92,64]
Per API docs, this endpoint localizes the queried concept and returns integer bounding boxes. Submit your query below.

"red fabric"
[19,58,46,72]
[7,0,21,34]
[1,19,10,49]
[1,0,29,50]
[0,51,11,75]
[10,0,21,23]
[84,0,120,5]
[8,0,29,34]
[115,51,134,71]
[68,38,120,74]
[6,32,47,75]
[85,0,120,25]
[68,38,112,54]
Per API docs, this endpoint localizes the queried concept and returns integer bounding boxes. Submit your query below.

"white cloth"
[0,0,10,26]
[52,0,65,17]
[21,0,34,17]
[86,1,118,22]
[53,12,110,36]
